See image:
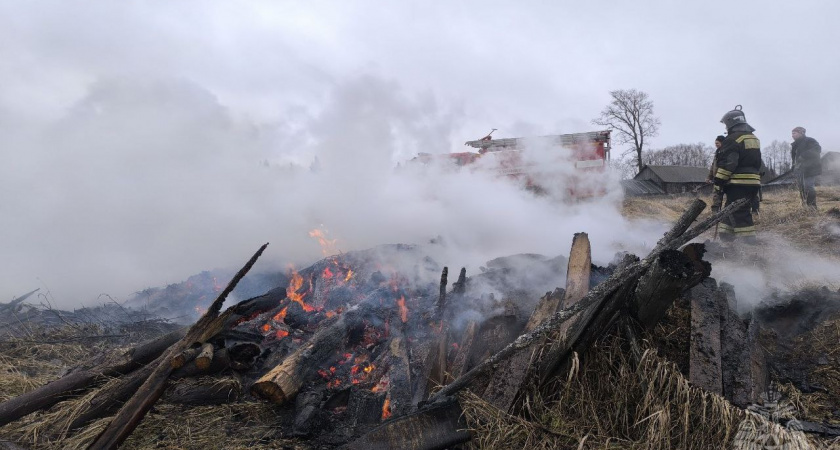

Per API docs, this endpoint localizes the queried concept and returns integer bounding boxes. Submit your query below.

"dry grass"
[0,328,115,404]
[780,317,840,426]
[1,369,306,450]
[623,185,840,257]
[460,335,830,449]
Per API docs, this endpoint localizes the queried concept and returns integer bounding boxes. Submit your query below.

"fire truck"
[413,130,612,199]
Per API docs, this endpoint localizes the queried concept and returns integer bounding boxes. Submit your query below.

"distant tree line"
[643,142,713,167]
[762,140,792,175]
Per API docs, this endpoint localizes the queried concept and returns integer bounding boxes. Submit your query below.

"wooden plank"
[534,233,592,385]
[482,233,589,411]
[561,233,592,308]
[480,288,564,411]
[631,249,695,329]
[447,320,478,381]
[689,278,724,394]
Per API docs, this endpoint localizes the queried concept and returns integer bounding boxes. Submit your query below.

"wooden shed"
[633,165,710,194]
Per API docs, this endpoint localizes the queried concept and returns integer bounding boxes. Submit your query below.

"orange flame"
[275,329,289,339]
[261,323,271,333]
[381,396,392,420]
[287,271,315,312]
[345,269,354,282]
[397,296,408,323]
[273,307,288,322]
[308,227,339,256]
[323,267,334,279]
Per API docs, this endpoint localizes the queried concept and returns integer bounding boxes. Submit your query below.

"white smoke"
[1,74,673,307]
[711,232,840,311]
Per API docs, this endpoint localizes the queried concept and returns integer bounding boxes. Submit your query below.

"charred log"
[452,267,467,295]
[447,320,478,381]
[681,242,712,287]
[435,267,448,312]
[292,387,327,437]
[227,341,261,371]
[410,338,444,409]
[458,301,522,396]
[341,397,471,450]
[194,343,215,370]
[251,295,384,405]
[689,278,725,394]
[163,377,241,406]
[385,333,414,418]
[170,346,201,369]
[346,388,387,428]
[171,348,231,379]
[412,267,460,407]
[631,249,698,329]
[482,286,565,412]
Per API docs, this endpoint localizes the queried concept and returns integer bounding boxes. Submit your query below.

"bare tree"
[593,89,661,174]
[762,139,792,175]
[608,156,638,180]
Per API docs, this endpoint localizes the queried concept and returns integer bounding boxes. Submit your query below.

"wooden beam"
[88,243,269,450]
[689,278,724,394]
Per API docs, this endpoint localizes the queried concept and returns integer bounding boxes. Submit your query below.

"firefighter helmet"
[720,105,747,130]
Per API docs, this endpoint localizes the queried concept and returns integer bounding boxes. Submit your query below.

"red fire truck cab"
[461,130,612,199]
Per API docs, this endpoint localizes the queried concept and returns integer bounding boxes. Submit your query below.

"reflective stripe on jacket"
[714,131,762,187]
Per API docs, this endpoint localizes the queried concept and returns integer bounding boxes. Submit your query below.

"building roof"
[635,165,709,183]
[765,170,796,186]
[621,179,666,196]
[464,130,611,150]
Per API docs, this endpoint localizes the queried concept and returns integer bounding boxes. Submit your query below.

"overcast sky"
[2,1,839,306]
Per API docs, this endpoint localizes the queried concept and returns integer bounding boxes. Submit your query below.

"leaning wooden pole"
[87,243,269,450]
[427,198,746,403]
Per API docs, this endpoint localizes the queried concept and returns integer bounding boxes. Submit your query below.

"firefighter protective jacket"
[714,130,762,188]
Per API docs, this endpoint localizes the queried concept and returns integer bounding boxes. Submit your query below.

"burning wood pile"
[1,198,761,449]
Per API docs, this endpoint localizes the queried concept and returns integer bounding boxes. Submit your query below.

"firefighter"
[713,105,762,243]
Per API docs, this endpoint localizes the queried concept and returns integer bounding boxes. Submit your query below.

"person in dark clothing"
[713,105,762,242]
[707,135,727,217]
[707,135,726,183]
[790,126,822,210]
